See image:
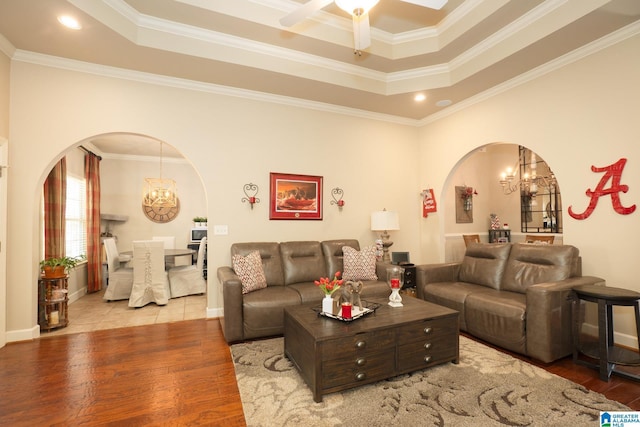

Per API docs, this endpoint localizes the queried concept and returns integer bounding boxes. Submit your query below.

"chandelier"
[142,141,177,208]
[499,147,556,205]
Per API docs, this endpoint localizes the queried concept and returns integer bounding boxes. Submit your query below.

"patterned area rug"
[231,335,629,426]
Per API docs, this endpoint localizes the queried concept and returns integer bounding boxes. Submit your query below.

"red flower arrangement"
[461,186,478,200]
[314,271,343,296]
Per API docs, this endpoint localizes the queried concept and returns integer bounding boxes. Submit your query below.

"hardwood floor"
[0,322,638,426]
[0,319,245,426]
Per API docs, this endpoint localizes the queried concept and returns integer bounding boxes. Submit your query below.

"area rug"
[231,335,629,426]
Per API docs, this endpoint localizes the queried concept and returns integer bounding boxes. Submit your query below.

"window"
[66,175,86,258]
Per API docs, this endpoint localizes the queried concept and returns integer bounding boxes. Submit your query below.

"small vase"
[322,295,334,315]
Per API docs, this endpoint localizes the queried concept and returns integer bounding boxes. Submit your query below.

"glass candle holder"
[386,267,404,307]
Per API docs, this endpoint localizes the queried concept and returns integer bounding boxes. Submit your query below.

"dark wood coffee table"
[284,296,459,402]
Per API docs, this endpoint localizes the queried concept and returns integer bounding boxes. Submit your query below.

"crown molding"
[12,50,420,127]
[0,33,15,59]
[422,20,640,126]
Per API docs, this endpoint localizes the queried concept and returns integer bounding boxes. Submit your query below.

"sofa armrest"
[217,266,244,343]
[415,263,461,299]
[526,276,606,363]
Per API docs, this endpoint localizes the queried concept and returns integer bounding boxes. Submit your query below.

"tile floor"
[41,289,207,337]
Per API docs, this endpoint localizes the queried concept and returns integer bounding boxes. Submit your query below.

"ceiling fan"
[280,0,448,53]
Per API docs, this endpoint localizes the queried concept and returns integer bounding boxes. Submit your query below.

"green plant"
[40,255,86,272]
[193,216,207,223]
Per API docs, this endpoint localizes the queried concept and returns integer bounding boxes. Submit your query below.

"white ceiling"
[1,0,640,157]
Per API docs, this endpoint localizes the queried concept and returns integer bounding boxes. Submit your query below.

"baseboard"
[583,322,639,350]
[206,307,222,318]
[6,324,40,343]
[68,287,87,304]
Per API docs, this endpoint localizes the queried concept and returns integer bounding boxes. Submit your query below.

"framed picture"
[269,172,323,220]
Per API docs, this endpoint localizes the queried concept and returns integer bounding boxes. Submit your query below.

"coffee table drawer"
[397,316,458,344]
[321,329,395,361]
[397,333,459,371]
[323,351,396,389]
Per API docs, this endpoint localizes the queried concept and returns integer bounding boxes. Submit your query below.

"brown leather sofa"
[416,242,604,363]
[217,239,392,343]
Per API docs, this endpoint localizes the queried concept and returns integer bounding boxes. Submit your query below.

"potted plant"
[40,255,86,278]
[193,216,207,227]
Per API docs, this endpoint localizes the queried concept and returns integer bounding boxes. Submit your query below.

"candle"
[341,302,352,319]
[391,278,400,289]
[50,311,59,325]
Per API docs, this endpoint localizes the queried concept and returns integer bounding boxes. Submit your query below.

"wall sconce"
[242,183,260,209]
[330,187,345,208]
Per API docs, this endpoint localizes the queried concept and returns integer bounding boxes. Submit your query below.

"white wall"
[0,49,9,348]
[418,31,640,344]
[5,61,420,341]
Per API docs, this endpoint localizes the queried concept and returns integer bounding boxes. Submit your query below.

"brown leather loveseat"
[416,242,604,363]
[217,239,392,343]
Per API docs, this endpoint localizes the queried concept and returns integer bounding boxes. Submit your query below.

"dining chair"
[128,240,170,308]
[525,235,555,244]
[462,234,481,247]
[102,238,134,301]
[168,237,207,298]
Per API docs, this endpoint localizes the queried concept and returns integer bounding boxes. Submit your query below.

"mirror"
[519,146,562,233]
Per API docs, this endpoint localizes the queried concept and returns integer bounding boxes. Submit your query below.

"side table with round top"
[572,284,640,382]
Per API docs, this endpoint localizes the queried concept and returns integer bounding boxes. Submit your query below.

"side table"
[572,284,640,381]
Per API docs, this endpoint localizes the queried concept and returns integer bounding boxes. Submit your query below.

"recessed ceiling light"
[436,99,452,107]
[58,15,82,30]
[414,93,426,102]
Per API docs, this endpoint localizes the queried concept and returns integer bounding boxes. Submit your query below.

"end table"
[572,284,640,381]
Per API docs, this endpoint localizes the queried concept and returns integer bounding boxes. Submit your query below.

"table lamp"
[371,209,400,262]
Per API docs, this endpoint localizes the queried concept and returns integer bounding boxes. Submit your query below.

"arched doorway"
[38,133,208,336]
[442,143,563,262]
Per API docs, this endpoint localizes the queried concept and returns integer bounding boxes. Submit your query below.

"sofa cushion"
[280,241,326,285]
[231,242,285,286]
[342,245,378,281]
[242,286,302,339]
[232,251,268,294]
[465,290,527,355]
[321,239,360,277]
[458,243,511,290]
[422,282,494,331]
[501,244,578,293]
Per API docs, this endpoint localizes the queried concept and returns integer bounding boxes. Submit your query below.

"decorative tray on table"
[313,300,380,322]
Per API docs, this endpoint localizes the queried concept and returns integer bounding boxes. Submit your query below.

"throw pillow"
[342,245,378,281]
[232,251,267,294]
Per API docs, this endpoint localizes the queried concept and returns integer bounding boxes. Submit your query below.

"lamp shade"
[371,210,400,231]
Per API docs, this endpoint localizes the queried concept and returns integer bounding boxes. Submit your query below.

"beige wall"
[418,32,640,345]
[100,154,206,251]
[0,48,9,347]
[4,30,640,346]
[5,61,420,341]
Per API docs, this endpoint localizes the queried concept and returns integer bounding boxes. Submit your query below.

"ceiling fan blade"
[279,0,334,27]
[400,0,448,10]
[353,13,371,51]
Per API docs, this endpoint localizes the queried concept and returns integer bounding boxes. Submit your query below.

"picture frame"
[269,172,323,220]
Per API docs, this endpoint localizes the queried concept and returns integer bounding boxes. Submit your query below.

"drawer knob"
[406,271,413,277]
[423,327,432,334]
[355,340,366,349]
[424,355,432,363]
[355,372,367,381]
[356,357,366,367]
[424,342,432,350]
